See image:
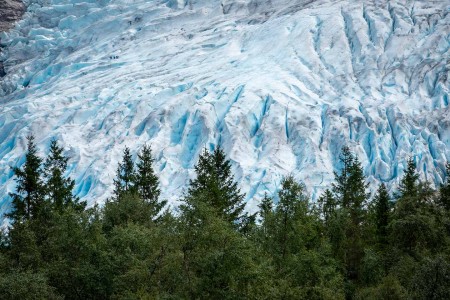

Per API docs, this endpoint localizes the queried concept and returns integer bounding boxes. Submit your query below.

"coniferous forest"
[1,135,449,299]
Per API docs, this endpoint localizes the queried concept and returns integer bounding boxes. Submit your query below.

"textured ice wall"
[0,0,449,214]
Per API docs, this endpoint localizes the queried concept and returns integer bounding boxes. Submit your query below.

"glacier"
[0,0,449,215]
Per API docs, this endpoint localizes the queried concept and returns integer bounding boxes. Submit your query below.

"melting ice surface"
[0,0,449,215]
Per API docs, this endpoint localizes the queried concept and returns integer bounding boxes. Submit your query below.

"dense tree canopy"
[1,139,449,299]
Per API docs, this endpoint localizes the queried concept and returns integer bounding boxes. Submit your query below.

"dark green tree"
[113,147,137,198]
[373,183,390,247]
[136,144,165,217]
[411,255,450,299]
[318,189,337,224]
[390,158,441,255]
[43,207,113,299]
[43,139,85,212]
[0,271,61,300]
[332,146,354,208]
[103,192,156,231]
[8,135,45,222]
[178,190,267,299]
[331,147,368,283]
[260,176,344,298]
[398,157,419,199]
[259,192,273,222]
[185,147,246,226]
[439,162,450,211]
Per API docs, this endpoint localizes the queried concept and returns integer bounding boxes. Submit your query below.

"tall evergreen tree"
[390,157,440,255]
[331,147,368,282]
[259,192,273,222]
[373,183,390,246]
[439,162,450,211]
[113,147,137,198]
[136,144,165,216]
[259,176,344,298]
[43,139,85,212]
[332,146,354,208]
[185,147,245,226]
[273,176,309,263]
[8,135,45,222]
[398,157,419,199]
[318,189,337,223]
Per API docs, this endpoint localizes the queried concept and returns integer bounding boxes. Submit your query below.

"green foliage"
[359,248,384,285]
[186,147,246,227]
[440,162,450,211]
[178,191,266,299]
[355,275,407,300]
[1,140,449,299]
[113,147,137,198]
[318,189,336,224]
[398,157,420,199]
[258,176,344,298]
[43,208,113,299]
[103,192,156,230]
[6,221,42,270]
[373,183,391,247]
[329,147,369,283]
[136,144,165,216]
[0,271,62,300]
[411,255,450,299]
[8,135,45,222]
[390,161,444,256]
[44,139,86,212]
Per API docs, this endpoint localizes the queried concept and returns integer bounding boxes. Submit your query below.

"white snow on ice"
[0,0,449,215]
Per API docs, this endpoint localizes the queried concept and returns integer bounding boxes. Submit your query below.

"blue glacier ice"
[0,0,449,216]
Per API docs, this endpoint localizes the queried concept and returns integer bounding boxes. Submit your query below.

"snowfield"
[0,0,449,214]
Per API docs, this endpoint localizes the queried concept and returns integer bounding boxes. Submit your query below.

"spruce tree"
[259,176,344,298]
[318,189,336,223]
[439,162,450,211]
[259,192,273,222]
[113,147,137,198]
[332,146,354,208]
[257,192,273,242]
[390,157,438,255]
[331,147,368,282]
[274,176,309,262]
[398,157,419,199]
[136,144,165,216]
[348,157,369,212]
[8,135,45,222]
[43,139,85,212]
[185,147,245,226]
[373,183,390,246]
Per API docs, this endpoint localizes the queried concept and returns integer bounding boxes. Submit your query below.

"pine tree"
[346,156,369,232]
[259,192,273,222]
[318,189,336,223]
[275,176,309,262]
[8,135,45,222]
[390,157,439,255]
[331,147,368,282]
[185,147,245,226]
[398,157,419,199]
[43,139,85,212]
[257,192,273,242]
[439,162,450,211]
[136,144,165,216]
[113,147,137,198]
[332,146,354,208]
[373,183,390,246]
[259,176,344,298]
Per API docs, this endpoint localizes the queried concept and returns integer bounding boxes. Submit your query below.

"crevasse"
[0,0,449,215]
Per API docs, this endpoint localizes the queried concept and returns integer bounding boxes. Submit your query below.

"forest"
[0,135,449,299]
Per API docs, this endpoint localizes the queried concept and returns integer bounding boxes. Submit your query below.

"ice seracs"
[0,0,449,215]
